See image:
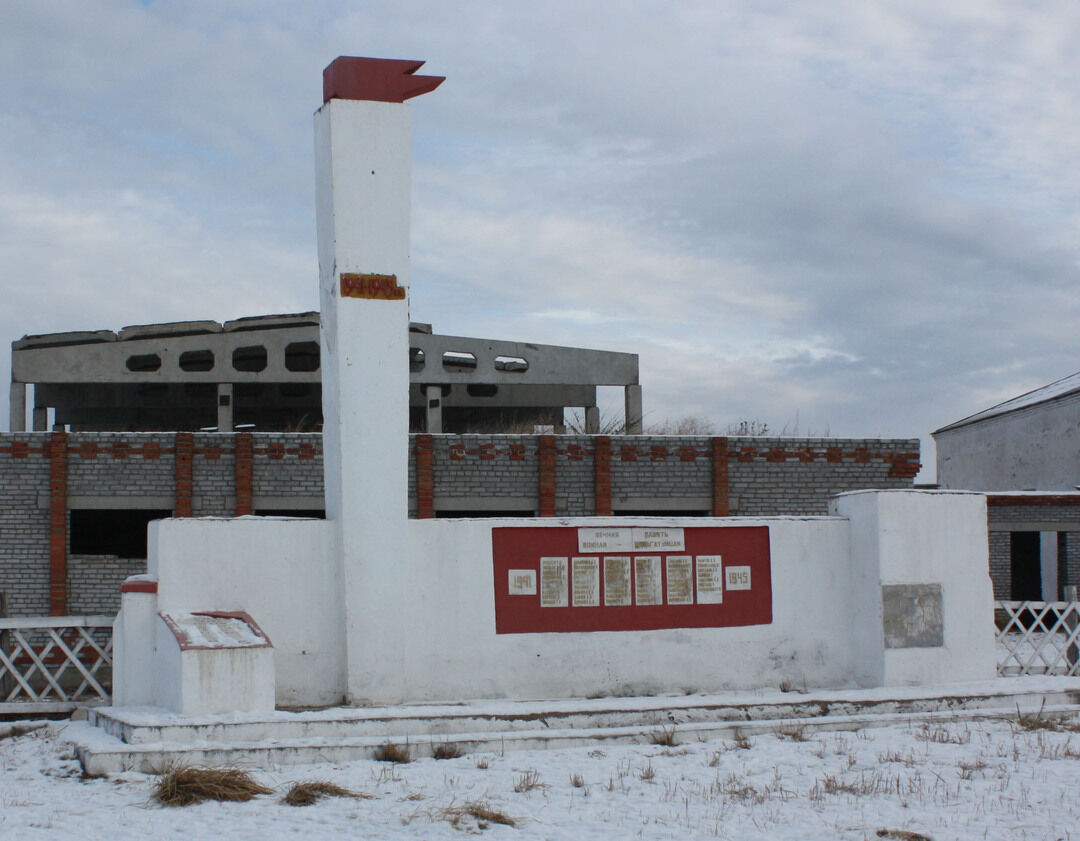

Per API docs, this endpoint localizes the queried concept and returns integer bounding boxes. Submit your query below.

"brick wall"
[67,555,145,615]
[987,497,1080,599]
[430,435,539,513]
[191,433,237,515]
[987,531,1011,600]
[0,431,919,616]
[249,433,324,507]
[0,434,51,616]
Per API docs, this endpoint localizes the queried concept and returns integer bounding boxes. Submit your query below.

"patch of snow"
[4,704,1080,840]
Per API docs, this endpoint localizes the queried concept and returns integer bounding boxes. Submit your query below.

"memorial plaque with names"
[491,525,771,633]
[632,527,685,552]
[578,527,632,553]
[572,557,600,607]
[696,555,723,604]
[634,556,662,605]
[540,557,568,607]
[726,565,752,591]
[604,556,631,606]
[666,555,693,605]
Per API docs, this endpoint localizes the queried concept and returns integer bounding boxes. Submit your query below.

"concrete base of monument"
[69,676,1080,775]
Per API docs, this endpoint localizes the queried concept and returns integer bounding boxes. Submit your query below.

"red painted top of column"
[323,56,444,104]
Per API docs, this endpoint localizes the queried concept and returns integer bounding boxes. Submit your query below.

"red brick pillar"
[415,434,434,518]
[48,430,68,615]
[538,434,556,517]
[235,432,253,516]
[712,436,730,517]
[175,432,194,517]
[594,435,612,516]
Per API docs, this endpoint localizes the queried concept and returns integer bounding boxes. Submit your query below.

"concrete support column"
[624,384,643,434]
[217,383,234,432]
[9,382,25,432]
[424,385,443,433]
[32,406,47,432]
[585,405,600,434]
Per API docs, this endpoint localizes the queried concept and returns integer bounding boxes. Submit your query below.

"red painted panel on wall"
[492,525,771,634]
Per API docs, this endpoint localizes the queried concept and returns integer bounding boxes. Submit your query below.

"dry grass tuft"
[638,761,656,781]
[440,799,516,829]
[1015,702,1080,733]
[513,769,543,793]
[151,766,273,806]
[876,830,934,841]
[373,742,411,763]
[432,742,465,760]
[774,723,810,742]
[0,723,48,741]
[650,726,679,747]
[282,780,368,807]
[569,772,586,788]
[915,723,970,745]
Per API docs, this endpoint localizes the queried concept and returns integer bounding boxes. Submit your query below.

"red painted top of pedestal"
[323,56,444,104]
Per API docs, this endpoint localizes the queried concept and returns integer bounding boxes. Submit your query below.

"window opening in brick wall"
[126,353,161,372]
[614,509,710,517]
[435,510,535,518]
[285,341,320,372]
[179,349,215,372]
[1010,531,1042,600]
[253,509,326,519]
[69,509,172,558]
[233,345,268,372]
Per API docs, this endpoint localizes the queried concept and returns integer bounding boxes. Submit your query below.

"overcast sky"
[3,1,1079,478]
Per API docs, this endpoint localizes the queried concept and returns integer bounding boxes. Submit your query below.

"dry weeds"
[1015,702,1080,733]
[0,723,48,741]
[432,742,465,760]
[282,780,369,807]
[915,724,970,745]
[373,742,412,763]
[774,723,810,742]
[151,766,273,806]
[650,726,679,747]
[513,769,543,793]
[439,799,516,829]
[876,830,934,841]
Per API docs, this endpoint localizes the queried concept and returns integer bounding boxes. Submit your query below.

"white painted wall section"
[832,490,995,687]
[391,516,854,704]
[148,517,342,707]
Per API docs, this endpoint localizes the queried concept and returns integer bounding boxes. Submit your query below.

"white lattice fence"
[0,616,113,714]
[996,601,1080,677]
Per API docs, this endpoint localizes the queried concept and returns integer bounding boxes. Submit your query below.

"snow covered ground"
[3,713,1079,841]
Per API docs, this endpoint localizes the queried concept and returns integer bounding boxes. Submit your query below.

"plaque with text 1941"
[492,525,771,634]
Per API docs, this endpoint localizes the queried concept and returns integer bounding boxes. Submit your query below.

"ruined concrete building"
[1,315,920,617]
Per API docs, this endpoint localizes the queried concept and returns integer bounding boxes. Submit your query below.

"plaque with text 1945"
[492,525,771,634]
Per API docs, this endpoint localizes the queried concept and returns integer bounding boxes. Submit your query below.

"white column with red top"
[314,57,443,702]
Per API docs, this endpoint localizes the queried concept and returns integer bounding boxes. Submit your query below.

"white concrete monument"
[314,57,444,703]
[109,57,996,716]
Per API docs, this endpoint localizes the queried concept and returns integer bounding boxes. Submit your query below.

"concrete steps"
[68,679,1080,775]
